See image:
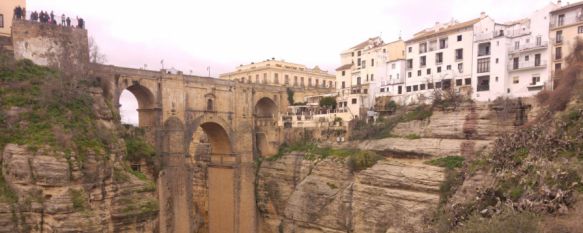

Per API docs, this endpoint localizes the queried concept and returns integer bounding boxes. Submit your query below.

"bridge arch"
[254,97,278,118]
[187,116,235,162]
[117,82,157,128]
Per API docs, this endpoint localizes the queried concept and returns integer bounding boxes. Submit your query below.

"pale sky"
[27,0,560,125]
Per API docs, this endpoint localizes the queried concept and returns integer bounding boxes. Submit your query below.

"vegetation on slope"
[269,142,382,172]
[433,38,583,233]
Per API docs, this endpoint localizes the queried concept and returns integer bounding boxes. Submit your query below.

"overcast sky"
[27,0,562,125]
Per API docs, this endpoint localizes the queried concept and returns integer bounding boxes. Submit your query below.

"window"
[465,78,471,85]
[274,73,279,84]
[535,54,541,66]
[417,70,422,76]
[352,98,357,104]
[392,63,396,69]
[342,71,345,76]
[427,68,431,75]
[294,76,298,86]
[383,49,386,53]
[525,55,529,62]
[437,67,442,73]
[263,73,267,84]
[536,36,542,46]
[556,47,562,60]
[0,14,3,28]
[398,86,402,94]
[513,76,519,84]
[352,52,354,57]
[419,43,427,53]
[495,58,499,64]
[457,63,463,73]
[300,77,305,86]
[284,75,289,85]
[556,31,563,44]
[428,83,434,89]
[413,85,419,91]
[477,58,490,73]
[406,86,412,92]
[362,60,366,68]
[439,38,448,49]
[456,79,463,86]
[358,58,361,66]
[455,49,463,60]
[408,72,412,78]
[420,56,426,67]
[514,41,520,50]
[357,51,361,56]
[477,76,490,92]
[555,63,562,75]
[558,14,565,26]
[436,52,443,64]
[513,57,519,70]
[342,81,345,88]
[366,74,369,82]
[207,99,214,111]
[420,84,426,90]
[256,75,259,83]
[380,88,385,92]
[406,59,413,69]
[436,81,442,89]
[371,59,375,67]
[356,77,361,85]
[531,76,541,85]
[579,26,583,34]
[371,74,374,81]
[478,42,491,56]
[364,89,368,94]
[408,47,412,53]
[447,65,451,70]
[457,35,462,41]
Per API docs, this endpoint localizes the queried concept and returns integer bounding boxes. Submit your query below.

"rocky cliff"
[0,55,158,232]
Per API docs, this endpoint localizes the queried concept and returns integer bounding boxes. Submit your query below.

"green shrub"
[439,169,463,205]
[69,188,88,211]
[0,170,17,203]
[426,156,465,169]
[453,211,539,233]
[319,96,337,109]
[405,133,421,140]
[401,105,433,122]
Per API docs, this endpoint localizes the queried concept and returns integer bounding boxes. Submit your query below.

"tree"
[319,96,337,109]
[286,88,295,105]
[89,37,107,64]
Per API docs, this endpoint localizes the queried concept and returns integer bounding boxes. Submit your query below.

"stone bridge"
[10,20,331,233]
[91,64,292,233]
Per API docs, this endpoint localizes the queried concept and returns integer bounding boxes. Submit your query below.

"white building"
[401,16,486,105]
[375,59,406,97]
[472,3,558,101]
[335,38,405,119]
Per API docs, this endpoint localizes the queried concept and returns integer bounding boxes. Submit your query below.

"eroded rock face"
[257,154,444,233]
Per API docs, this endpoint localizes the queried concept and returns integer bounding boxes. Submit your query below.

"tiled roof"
[350,37,382,50]
[407,18,482,43]
[335,64,353,71]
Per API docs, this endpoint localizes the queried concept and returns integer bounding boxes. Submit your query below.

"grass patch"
[405,133,421,140]
[69,188,88,211]
[0,170,18,203]
[453,210,539,233]
[326,182,338,189]
[426,156,465,169]
[401,105,433,122]
[270,142,383,172]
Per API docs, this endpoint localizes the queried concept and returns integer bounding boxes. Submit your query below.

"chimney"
[558,0,562,5]
[480,12,486,19]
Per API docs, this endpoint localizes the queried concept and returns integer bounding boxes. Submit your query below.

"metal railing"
[550,15,583,29]
[508,60,547,72]
[508,41,548,54]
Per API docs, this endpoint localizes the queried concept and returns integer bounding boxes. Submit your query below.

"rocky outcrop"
[257,154,445,233]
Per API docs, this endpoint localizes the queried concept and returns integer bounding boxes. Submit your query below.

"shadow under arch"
[254,97,278,118]
[118,83,157,127]
[186,116,236,164]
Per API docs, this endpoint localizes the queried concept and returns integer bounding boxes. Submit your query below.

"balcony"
[508,60,547,72]
[550,15,583,29]
[474,31,506,42]
[508,41,548,54]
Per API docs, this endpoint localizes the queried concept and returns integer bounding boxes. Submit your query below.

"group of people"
[13,6,86,29]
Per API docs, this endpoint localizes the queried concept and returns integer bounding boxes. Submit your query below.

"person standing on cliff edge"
[61,14,66,26]
[66,17,71,27]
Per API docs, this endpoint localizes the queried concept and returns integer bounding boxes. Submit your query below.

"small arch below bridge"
[190,121,236,165]
[254,97,279,157]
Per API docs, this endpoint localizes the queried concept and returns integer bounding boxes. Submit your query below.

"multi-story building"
[400,16,487,104]
[549,0,583,87]
[375,58,407,97]
[472,3,557,101]
[0,0,26,37]
[219,58,335,89]
[335,37,405,118]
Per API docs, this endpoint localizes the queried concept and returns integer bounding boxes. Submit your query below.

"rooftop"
[407,17,482,43]
[550,0,583,14]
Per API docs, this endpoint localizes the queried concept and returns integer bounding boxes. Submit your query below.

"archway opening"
[190,121,234,164]
[254,97,277,118]
[118,84,156,128]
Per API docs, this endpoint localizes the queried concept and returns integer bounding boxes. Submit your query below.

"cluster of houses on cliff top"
[220,1,583,122]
